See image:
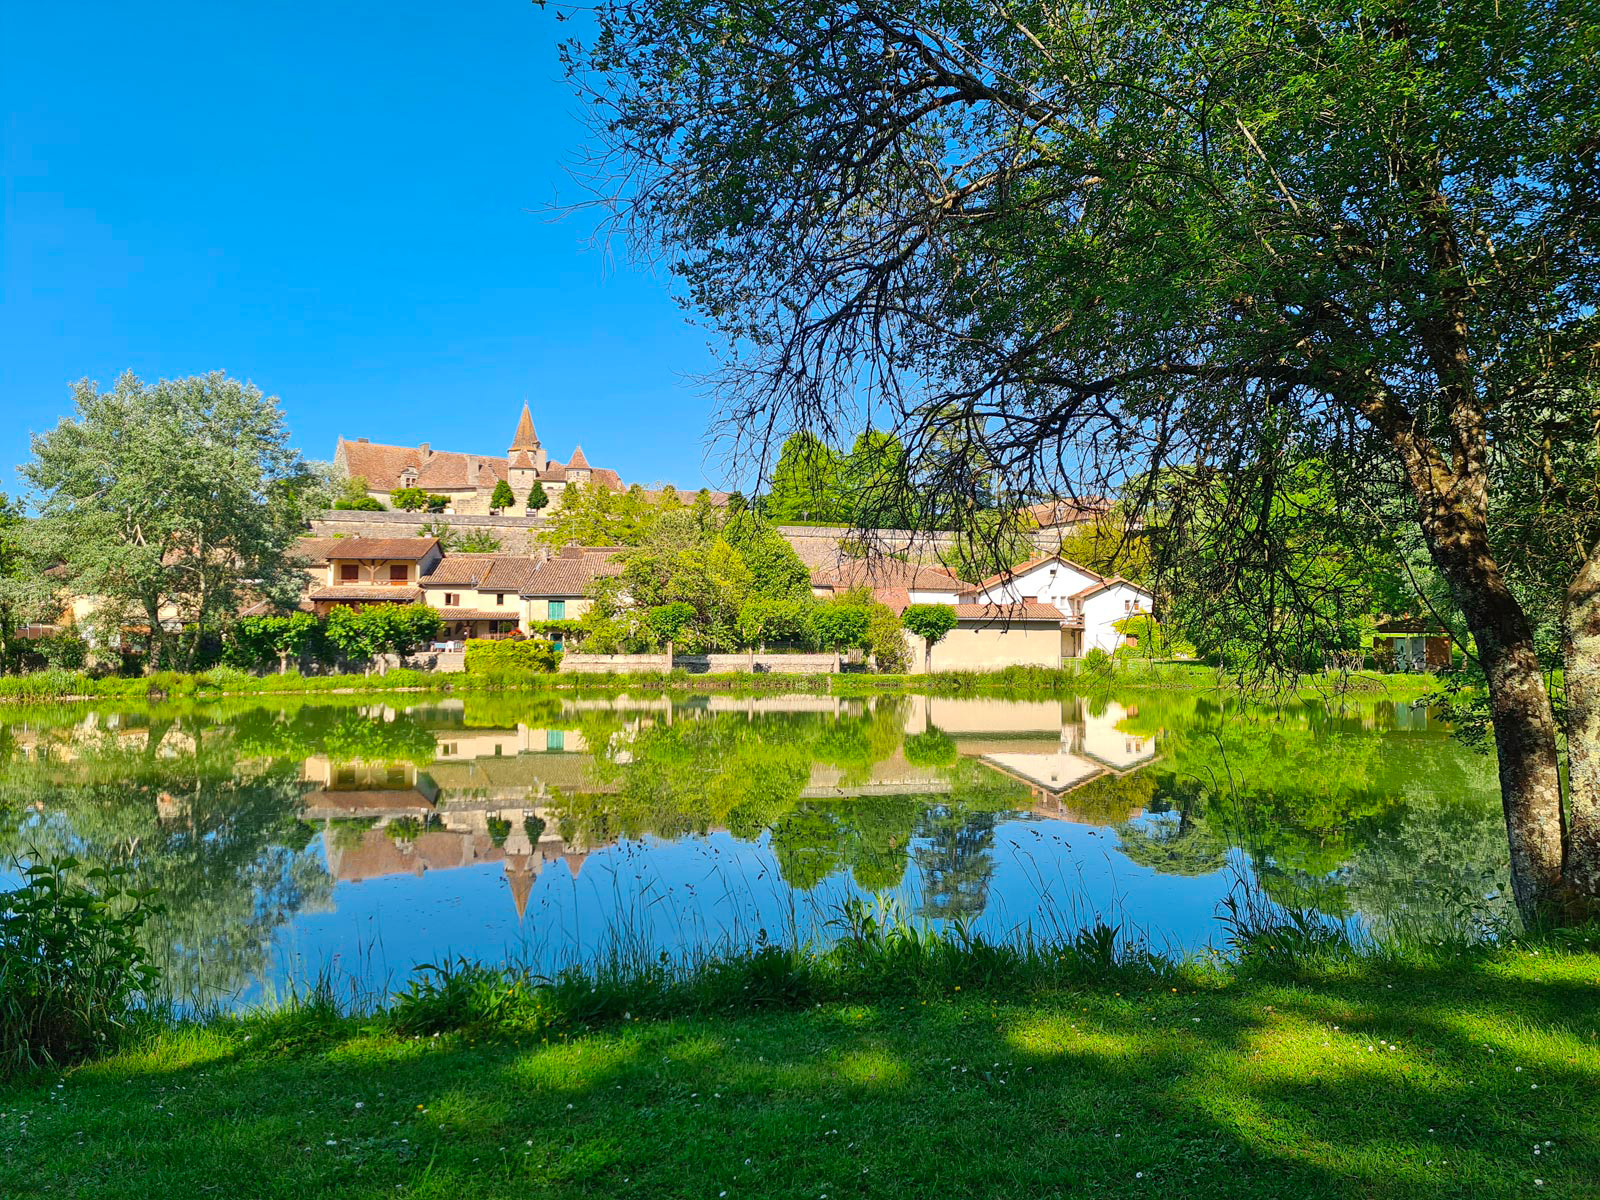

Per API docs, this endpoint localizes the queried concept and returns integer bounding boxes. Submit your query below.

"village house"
[811,551,1156,672]
[416,546,624,642]
[963,552,1154,659]
[305,537,443,616]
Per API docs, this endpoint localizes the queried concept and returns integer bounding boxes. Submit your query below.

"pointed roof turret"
[567,445,590,469]
[510,402,539,451]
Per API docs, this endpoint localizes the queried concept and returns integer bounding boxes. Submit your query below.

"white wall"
[1081,582,1149,654]
[972,558,1100,610]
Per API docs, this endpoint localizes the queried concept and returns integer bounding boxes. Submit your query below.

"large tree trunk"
[1563,546,1600,897]
[1426,526,1568,924]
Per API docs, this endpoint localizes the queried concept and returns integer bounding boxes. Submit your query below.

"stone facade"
[334,404,625,516]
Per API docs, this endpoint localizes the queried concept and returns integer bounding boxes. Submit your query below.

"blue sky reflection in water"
[0,692,1507,1009]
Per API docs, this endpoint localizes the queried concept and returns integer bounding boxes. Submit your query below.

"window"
[389,564,408,582]
[496,593,505,607]
[548,599,566,619]
[546,729,565,752]
[444,592,460,607]
[340,564,359,582]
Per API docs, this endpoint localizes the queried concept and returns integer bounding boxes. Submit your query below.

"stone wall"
[558,652,840,675]
[559,653,673,674]
[310,509,547,553]
[309,510,1062,568]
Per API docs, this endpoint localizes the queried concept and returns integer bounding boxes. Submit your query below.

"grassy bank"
[0,660,1441,705]
[3,933,1596,1199]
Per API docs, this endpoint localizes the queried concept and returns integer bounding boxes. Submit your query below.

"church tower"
[507,403,546,497]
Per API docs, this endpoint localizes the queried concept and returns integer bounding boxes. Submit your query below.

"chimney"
[357,437,369,443]
[419,442,431,458]
[468,459,481,486]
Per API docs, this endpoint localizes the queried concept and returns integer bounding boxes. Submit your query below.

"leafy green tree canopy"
[566,0,1600,921]
[23,372,312,670]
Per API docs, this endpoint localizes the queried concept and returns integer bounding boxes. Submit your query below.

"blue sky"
[1,1,731,497]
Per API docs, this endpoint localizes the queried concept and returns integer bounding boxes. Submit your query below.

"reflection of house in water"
[300,720,610,919]
[902,695,1159,818]
[295,694,1161,917]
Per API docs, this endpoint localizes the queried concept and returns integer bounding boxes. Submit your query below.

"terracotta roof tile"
[323,538,440,561]
[954,601,1064,622]
[337,438,425,486]
[419,554,502,587]
[812,558,972,592]
[520,548,624,596]
[308,585,424,602]
[479,557,541,592]
[290,537,350,566]
[510,403,539,450]
[567,445,590,468]
[1027,497,1111,527]
[436,607,515,620]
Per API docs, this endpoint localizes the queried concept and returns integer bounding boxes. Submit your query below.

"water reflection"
[0,690,1507,1006]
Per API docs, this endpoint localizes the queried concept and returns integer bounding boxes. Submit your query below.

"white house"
[964,553,1154,658]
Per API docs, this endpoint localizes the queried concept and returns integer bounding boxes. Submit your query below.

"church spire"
[510,402,539,451]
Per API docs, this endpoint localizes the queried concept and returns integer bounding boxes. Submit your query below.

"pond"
[0,689,1509,1009]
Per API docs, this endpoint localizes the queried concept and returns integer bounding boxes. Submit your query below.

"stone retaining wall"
[557,652,840,675]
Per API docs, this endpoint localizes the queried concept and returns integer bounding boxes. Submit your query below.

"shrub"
[332,496,384,511]
[865,602,909,673]
[902,728,958,767]
[1083,646,1112,673]
[812,602,870,650]
[464,637,562,674]
[0,856,161,1076]
[36,631,89,670]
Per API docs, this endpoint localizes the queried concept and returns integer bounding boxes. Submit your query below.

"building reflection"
[291,694,1162,918]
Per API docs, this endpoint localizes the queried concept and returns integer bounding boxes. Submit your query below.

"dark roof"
[323,537,440,561]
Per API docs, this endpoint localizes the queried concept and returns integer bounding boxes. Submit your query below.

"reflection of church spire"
[504,855,536,921]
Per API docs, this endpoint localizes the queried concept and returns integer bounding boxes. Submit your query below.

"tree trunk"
[1429,534,1568,924]
[1563,546,1600,897]
[1404,464,1568,924]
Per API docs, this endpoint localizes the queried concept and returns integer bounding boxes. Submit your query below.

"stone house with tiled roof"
[416,545,625,642]
[305,537,444,616]
[334,404,625,515]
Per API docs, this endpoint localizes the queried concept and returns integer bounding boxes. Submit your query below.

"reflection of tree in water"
[0,716,331,1004]
[913,807,1000,921]
[1115,809,1230,877]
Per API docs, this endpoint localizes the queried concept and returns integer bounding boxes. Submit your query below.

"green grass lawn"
[5,951,1596,1199]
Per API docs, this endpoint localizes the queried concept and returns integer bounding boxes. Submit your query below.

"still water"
[0,690,1508,1008]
